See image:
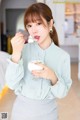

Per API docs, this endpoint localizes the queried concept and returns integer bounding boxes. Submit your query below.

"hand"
[31,63,58,85]
[11,32,25,53]
[11,32,25,63]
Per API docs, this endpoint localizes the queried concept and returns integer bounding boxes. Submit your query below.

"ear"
[49,19,53,29]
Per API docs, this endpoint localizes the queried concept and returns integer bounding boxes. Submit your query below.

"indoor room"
[0,0,80,120]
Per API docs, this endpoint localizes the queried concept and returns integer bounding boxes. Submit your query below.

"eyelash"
[26,22,42,28]
[26,25,32,28]
[37,22,42,25]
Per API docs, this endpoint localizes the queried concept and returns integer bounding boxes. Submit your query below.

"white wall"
[45,0,65,45]
[45,0,78,62]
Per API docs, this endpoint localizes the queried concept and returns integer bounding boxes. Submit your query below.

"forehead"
[25,13,42,23]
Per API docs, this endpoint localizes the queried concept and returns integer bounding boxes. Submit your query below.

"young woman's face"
[26,17,52,47]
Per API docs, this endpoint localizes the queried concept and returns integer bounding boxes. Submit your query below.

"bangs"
[25,12,43,25]
[24,3,48,29]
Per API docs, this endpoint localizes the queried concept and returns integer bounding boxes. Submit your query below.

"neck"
[39,37,52,50]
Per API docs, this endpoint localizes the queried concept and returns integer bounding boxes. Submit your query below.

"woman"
[5,3,72,120]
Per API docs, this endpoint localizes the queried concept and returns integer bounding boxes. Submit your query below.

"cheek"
[39,27,48,34]
[40,28,49,36]
[27,27,33,34]
[27,29,32,35]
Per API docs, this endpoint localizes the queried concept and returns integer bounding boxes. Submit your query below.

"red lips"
[34,36,40,41]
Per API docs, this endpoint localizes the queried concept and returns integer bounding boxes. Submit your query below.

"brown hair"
[24,3,59,46]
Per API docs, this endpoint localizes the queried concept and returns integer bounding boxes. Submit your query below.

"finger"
[16,32,24,36]
[32,71,40,75]
[13,36,25,44]
[35,62,45,69]
[32,71,41,76]
[32,73,40,78]
[32,70,44,78]
[16,37,25,43]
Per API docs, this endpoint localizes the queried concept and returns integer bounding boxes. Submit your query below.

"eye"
[37,22,42,25]
[26,24,32,28]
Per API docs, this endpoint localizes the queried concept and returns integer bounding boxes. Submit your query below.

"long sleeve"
[50,54,72,99]
[5,43,72,100]
[5,57,24,93]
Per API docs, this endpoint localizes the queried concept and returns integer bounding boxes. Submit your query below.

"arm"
[5,32,25,91]
[5,58,24,91]
[31,54,72,99]
[50,54,72,98]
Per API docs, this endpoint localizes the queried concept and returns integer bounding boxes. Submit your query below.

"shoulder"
[53,44,70,60]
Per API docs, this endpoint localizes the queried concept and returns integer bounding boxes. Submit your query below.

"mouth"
[34,36,40,41]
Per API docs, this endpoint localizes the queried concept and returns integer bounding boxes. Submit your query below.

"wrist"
[51,77,58,85]
[11,52,21,63]
[50,73,58,85]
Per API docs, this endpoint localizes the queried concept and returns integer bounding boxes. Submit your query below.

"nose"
[32,25,37,34]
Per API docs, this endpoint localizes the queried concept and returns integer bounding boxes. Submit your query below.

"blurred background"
[0,0,80,120]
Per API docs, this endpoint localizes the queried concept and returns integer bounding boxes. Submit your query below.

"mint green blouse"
[5,42,72,99]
